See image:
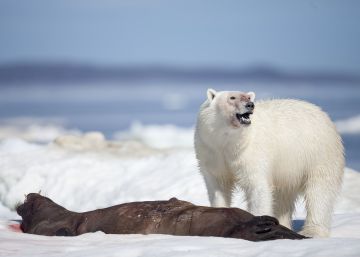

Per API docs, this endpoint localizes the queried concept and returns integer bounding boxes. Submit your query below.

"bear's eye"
[230,96,236,100]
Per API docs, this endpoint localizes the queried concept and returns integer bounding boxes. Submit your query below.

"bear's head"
[205,89,256,128]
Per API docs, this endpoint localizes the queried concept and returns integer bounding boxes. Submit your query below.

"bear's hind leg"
[301,167,342,237]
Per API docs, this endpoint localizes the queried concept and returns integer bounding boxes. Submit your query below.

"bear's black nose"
[246,102,255,111]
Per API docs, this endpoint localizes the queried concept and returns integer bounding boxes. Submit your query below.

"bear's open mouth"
[236,112,253,125]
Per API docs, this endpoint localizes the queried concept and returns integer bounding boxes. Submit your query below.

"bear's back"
[253,99,338,140]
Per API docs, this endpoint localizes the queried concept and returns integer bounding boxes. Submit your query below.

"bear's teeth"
[240,116,251,124]
[236,113,251,124]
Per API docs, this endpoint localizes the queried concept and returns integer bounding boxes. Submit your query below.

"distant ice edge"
[1,115,359,148]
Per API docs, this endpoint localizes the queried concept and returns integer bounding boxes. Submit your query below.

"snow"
[0,126,360,257]
[1,227,360,257]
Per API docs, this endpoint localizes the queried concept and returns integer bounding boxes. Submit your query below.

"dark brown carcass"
[17,193,305,241]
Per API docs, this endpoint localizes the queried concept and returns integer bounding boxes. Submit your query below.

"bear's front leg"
[242,176,273,217]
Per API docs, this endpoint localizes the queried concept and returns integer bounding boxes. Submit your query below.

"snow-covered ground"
[0,125,360,257]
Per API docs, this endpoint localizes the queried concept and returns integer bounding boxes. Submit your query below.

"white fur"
[194,90,344,238]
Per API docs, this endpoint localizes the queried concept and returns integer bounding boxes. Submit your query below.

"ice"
[114,122,195,149]
[1,114,359,149]
[336,115,360,134]
[0,118,80,143]
[0,127,360,257]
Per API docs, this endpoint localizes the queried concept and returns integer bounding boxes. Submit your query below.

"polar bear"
[194,89,344,237]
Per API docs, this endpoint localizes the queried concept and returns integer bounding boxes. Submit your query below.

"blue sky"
[0,0,359,73]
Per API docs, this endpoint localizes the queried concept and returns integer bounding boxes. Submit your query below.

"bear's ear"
[207,88,217,102]
[247,91,255,102]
